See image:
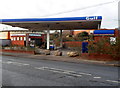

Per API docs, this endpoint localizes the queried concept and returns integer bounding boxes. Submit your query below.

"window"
[24,37,26,41]
[20,37,23,41]
[29,38,31,41]
[14,37,16,41]
[17,37,19,40]
[11,37,13,41]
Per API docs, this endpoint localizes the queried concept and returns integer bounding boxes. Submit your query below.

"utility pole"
[118,1,120,30]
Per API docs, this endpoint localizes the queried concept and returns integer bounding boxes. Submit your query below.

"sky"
[0,0,119,31]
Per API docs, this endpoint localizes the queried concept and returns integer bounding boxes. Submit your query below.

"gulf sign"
[86,16,101,20]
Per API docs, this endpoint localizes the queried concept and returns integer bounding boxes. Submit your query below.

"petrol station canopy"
[1,16,102,31]
[1,16,102,49]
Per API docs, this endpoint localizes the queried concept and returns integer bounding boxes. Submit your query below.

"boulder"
[34,49,42,54]
[34,49,50,55]
[67,51,79,57]
[44,50,50,55]
[13,46,18,50]
[4,47,11,50]
[54,50,62,56]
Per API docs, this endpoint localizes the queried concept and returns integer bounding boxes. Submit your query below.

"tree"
[75,32,89,41]
[77,32,88,37]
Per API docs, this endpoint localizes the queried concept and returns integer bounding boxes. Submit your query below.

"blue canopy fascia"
[1,16,102,23]
[0,16,102,30]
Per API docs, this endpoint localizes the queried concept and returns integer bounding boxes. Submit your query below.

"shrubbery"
[88,37,120,59]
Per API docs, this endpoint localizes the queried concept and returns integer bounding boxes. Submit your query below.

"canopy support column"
[47,28,50,50]
[60,29,63,48]
[26,33,29,47]
[98,24,100,29]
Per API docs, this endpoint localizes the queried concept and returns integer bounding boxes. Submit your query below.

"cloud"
[0,0,118,29]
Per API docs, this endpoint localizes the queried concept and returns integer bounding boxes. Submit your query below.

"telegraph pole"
[118,1,120,30]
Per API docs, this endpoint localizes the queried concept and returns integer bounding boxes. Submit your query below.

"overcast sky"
[0,0,119,30]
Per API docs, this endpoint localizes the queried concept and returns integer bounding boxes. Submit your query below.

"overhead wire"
[40,1,116,17]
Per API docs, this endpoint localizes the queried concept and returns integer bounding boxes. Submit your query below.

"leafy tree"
[75,32,89,41]
[77,32,89,37]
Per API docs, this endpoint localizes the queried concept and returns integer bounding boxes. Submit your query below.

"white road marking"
[6,61,13,64]
[23,64,30,66]
[34,67,45,70]
[106,80,120,83]
[93,77,101,79]
[52,70,64,74]
[12,62,24,66]
[78,72,92,76]
[3,61,30,66]
[49,67,72,72]
[62,72,82,77]
[34,66,82,77]
[41,67,90,76]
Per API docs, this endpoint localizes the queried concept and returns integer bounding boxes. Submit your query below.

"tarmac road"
[1,55,120,87]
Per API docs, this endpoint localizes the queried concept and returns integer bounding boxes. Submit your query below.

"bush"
[108,37,120,59]
[88,37,120,59]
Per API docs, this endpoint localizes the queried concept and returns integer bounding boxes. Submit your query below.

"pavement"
[0,51,120,67]
[2,55,119,86]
